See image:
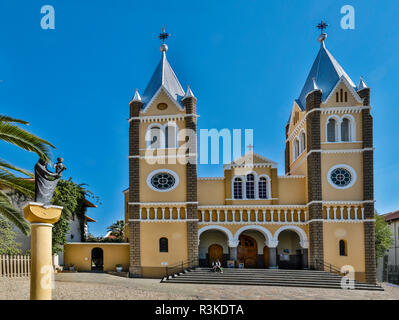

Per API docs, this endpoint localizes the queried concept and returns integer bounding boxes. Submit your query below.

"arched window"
[341,118,350,142]
[294,138,300,159]
[233,177,243,199]
[165,124,177,148]
[159,237,168,252]
[147,126,162,149]
[339,240,347,256]
[340,88,343,102]
[300,132,306,153]
[258,177,268,199]
[344,91,348,102]
[246,174,255,199]
[336,92,339,103]
[327,118,337,142]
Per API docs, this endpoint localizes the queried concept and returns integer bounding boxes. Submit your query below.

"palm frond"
[0,115,29,125]
[0,122,55,162]
[0,191,30,235]
[0,172,35,197]
[0,159,33,177]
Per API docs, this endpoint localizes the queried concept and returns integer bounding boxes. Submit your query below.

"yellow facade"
[63,35,375,284]
[64,243,129,272]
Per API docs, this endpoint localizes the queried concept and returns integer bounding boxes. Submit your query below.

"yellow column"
[23,202,62,300]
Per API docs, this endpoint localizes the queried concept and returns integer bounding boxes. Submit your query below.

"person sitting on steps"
[216,259,223,273]
[211,260,217,272]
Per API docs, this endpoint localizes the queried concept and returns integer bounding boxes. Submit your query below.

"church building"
[124,26,376,284]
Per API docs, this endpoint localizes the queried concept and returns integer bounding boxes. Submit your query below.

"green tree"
[51,178,99,254]
[0,115,55,235]
[107,220,125,240]
[0,215,22,255]
[375,213,393,261]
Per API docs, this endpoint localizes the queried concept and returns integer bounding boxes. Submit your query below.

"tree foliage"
[107,220,125,240]
[0,215,22,255]
[375,213,393,261]
[51,178,100,254]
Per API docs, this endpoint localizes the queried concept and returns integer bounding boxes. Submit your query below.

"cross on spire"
[247,144,254,152]
[316,20,328,34]
[158,26,170,44]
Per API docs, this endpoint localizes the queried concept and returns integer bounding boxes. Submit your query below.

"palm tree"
[0,115,55,235]
[107,220,125,239]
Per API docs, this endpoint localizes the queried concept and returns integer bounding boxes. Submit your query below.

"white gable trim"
[324,76,363,105]
[141,86,184,114]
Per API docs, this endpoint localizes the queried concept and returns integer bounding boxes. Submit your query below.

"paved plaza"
[1,273,399,300]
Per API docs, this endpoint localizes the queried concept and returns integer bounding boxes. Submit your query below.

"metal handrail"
[314,259,348,276]
[165,258,198,277]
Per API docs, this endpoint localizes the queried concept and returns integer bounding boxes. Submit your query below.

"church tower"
[285,22,376,283]
[127,29,198,277]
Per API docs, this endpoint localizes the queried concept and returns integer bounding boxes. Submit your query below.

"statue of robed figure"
[34,157,66,205]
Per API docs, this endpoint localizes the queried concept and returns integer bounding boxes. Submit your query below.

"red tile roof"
[383,210,399,222]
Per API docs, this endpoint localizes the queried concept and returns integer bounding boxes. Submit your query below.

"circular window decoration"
[157,103,168,110]
[327,165,356,189]
[147,169,179,192]
[151,173,175,190]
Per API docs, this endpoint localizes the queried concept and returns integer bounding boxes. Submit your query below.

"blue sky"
[1,0,398,236]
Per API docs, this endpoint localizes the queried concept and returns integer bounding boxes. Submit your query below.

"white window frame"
[327,164,357,190]
[258,174,271,199]
[231,172,271,200]
[145,122,179,149]
[325,114,356,143]
[233,176,244,199]
[146,169,180,192]
[291,130,306,163]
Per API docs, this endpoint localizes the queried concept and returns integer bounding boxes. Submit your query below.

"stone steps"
[161,268,383,291]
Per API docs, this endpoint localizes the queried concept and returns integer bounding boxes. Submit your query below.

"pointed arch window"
[246,174,255,199]
[327,118,337,142]
[258,177,268,199]
[233,177,243,199]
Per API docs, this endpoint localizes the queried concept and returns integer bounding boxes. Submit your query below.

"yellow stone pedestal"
[23,202,62,300]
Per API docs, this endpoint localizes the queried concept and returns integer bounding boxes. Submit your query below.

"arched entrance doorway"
[208,244,223,265]
[198,227,232,267]
[276,230,302,269]
[237,235,258,268]
[91,247,103,272]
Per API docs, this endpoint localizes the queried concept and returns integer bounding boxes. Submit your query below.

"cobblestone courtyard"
[1,273,399,300]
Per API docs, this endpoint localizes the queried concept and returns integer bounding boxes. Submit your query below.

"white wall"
[66,217,83,242]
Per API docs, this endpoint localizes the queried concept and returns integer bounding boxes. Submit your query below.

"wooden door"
[263,246,269,268]
[208,244,223,266]
[237,235,258,268]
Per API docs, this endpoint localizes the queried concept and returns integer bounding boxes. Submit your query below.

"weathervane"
[158,26,170,43]
[316,20,328,34]
[316,20,328,43]
[158,26,170,52]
